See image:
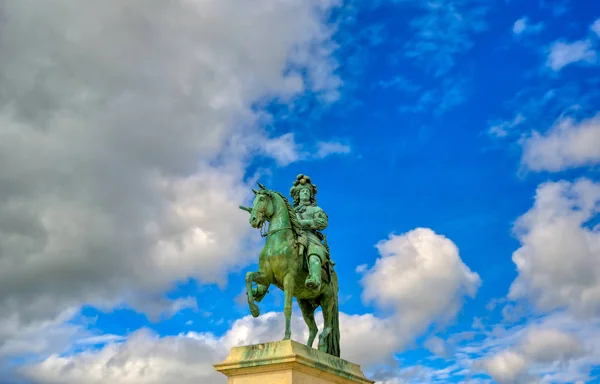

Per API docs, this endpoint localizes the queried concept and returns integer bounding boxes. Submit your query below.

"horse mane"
[270,190,303,238]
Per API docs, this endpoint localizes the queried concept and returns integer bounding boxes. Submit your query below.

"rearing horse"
[240,182,340,357]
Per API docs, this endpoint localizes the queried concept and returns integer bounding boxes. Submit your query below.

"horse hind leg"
[245,271,269,318]
[283,272,295,340]
[318,292,334,353]
[298,299,318,348]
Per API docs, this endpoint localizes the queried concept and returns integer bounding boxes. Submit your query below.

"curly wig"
[290,174,318,207]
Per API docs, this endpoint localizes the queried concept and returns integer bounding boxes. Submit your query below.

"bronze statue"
[239,174,340,357]
[290,175,331,292]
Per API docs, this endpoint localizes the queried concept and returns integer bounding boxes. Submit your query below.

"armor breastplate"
[297,206,323,244]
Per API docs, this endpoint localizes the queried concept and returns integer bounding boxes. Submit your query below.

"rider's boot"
[305,255,322,290]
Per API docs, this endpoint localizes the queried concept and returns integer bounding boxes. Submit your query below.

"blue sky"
[0,0,599,383]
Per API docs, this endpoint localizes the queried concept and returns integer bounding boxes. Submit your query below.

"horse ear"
[252,188,258,195]
[257,182,266,190]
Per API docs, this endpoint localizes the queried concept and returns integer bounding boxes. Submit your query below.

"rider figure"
[290,174,329,291]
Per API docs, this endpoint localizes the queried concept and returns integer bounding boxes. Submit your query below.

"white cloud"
[11,229,481,382]
[361,228,481,349]
[423,336,449,358]
[520,113,600,172]
[257,134,351,165]
[508,179,600,318]
[258,133,301,166]
[546,40,597,71]
[315,141,352,158]
[19,311,395,383]
[481,350,527,384]
[593,19,600,38]
[355,263,368,273]
[364,312,600,383]
[488,113,525,138]
[512,17,543,36]
[75,334,127,346]
[512,18,527,35]
[22,328,224,384]
[520,328,584,363]
[474,314,597,384]
[0,0,341,345]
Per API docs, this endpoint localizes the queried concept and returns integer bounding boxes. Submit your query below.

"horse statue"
[239,180,341,357]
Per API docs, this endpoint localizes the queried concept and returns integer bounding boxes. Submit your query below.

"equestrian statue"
[239,174,340,357]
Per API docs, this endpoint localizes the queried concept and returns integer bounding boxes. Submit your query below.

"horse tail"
[325,269,341,357]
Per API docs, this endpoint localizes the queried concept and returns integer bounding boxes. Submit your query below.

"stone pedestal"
[214,340,374,384]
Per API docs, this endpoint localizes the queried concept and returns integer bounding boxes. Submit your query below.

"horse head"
[248,182,273,229]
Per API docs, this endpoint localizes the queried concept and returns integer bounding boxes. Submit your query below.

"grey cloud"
[0,0,341,341]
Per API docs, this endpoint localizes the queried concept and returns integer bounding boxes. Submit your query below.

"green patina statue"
[239,174,340,357]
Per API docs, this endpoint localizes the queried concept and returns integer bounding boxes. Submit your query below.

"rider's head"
[290,174,317,207]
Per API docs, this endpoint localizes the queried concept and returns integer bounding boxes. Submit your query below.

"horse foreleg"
[298,299,318,348]
[245,271,262,318]
[318,293,334,352]
[283,273,295,340]
[245,271,270,317]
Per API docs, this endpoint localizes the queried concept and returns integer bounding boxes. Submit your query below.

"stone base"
[214,340,374,384]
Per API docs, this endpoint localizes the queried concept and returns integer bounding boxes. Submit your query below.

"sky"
[0,0,599,383]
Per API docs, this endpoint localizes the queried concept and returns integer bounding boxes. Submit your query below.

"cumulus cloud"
[18,313,292,383]
[361,228,481,349]
[481,350,527,384]
[19,311,393,383]
[520,113,600,172]
[520,328,584,363]
[369,294,599,382]
[17,228,481,383]
[477,319,591,384]
[21,328,225,384]
[0,0,342,346]
[508,179,600,318]
[372,312,600,383]
[546,40,597,71]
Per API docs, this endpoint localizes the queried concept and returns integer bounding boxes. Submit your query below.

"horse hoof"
[250,303,260,318]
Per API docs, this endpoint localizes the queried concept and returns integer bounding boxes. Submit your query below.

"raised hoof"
[252,287,268,303]
[249,302,260,318]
